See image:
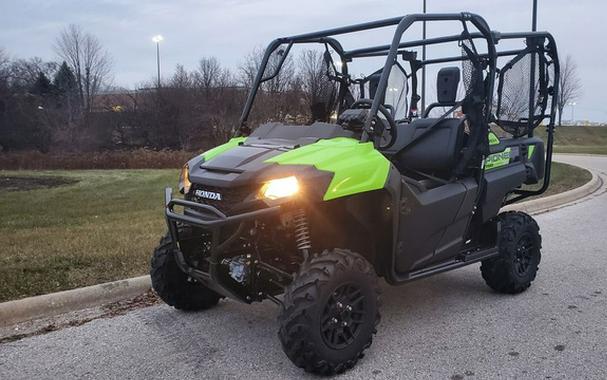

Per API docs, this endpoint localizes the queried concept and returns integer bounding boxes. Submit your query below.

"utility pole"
[421,0,427,115]
[152,35,164,88]
[532,0,538,31]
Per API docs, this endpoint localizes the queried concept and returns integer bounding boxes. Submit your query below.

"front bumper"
[164,187,282,301]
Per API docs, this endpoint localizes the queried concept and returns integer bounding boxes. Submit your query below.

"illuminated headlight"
[178,164,192,194]
[260,176,299,200]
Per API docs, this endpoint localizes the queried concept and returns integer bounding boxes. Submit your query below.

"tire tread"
[278,249,381,375]
[481,211,542,294]
[150,233,221,311]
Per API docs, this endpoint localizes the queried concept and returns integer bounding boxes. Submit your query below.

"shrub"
[0,149,196,170]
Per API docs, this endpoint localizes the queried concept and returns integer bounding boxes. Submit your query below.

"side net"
[461,39,483,97]
[495,51,548,137]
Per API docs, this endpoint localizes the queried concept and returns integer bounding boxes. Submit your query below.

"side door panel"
[394,178,478,273]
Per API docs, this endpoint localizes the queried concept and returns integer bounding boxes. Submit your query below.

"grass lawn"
[536,126,607,155]
[0,162,592,302]
[525,161,592,198]
[0,170,176,302]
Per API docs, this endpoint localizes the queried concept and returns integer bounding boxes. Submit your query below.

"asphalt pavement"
[1,154,606,380]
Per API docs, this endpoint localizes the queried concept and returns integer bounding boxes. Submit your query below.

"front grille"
[188,184,253,215]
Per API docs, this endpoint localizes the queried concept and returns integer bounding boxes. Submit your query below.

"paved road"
[1,155,606,380]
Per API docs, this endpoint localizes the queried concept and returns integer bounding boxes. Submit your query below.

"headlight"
[260,176,299,200]
[178,164,191,194]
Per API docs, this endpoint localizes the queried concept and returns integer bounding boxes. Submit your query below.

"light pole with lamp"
[152,35,163,88]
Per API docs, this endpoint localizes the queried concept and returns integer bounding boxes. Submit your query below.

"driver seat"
[384,66,465,178]
[386,118,465,177]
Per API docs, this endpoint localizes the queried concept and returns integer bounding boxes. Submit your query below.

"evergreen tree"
[53,61,77,95]
[30,72,53,96]
[52,61,80,121]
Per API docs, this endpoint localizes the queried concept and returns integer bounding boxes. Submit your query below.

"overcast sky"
[1,0,606,121]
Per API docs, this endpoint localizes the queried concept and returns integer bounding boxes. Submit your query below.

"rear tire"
[278,249,381,375]
[481,211,542,294]
[150,233,222,311]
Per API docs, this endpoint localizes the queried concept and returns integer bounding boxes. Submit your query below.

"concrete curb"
[0,164,603,328]
[0,276,150,328]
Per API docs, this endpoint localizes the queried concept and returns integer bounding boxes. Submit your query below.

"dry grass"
[0,170,176,302]
[535,126,607,155]
[534,162,592,197]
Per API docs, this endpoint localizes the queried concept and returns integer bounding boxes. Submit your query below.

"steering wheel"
[350,99,398,150]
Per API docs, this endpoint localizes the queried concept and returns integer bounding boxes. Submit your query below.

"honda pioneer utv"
[151,13,559,375]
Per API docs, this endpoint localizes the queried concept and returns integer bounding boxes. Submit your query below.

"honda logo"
[194,189,222,201]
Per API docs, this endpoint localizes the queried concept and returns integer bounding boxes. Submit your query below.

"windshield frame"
[237,13,496,145]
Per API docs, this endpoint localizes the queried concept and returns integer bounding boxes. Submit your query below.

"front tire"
[481,211,542,294]
[150,233,222,311]
[278,249,381,375]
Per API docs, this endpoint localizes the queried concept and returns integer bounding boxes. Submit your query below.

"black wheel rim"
[320,283,366,349]
[514,234,535,276]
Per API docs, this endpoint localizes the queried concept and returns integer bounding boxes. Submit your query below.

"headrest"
[437,67,460,104]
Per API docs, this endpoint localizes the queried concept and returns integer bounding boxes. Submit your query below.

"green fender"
[265,137,391,201]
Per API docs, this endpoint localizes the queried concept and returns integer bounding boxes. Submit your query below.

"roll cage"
[236,12,560,203]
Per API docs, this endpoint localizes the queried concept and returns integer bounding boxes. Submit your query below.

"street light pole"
[532,0,538,31]
[152,35,164,88]
[421,0,427,115]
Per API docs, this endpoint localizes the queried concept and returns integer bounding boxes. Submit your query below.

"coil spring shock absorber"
[293,208,311,257]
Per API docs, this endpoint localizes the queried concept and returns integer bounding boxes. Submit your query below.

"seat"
[386,118,465,175]
[423,66,461,117]
[383,65,465,177]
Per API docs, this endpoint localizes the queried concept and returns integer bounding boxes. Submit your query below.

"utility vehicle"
[151,12,559,375]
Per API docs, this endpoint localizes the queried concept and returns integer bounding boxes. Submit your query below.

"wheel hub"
[321,283,366,349]
[514,234,534,276]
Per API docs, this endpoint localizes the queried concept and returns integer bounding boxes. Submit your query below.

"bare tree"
[265,47,295,94]
[8,57,57,90]
[54,24,112,112]
[239,46,263,89]
[215,67,234,88]
[195,56,234,103]
[238,46,299,126]
[0,48,10,75]
[0,48,10,90]
[496,61,535,123]
[196,57,222,89]
[299,49,337,122]
[557,55,582,126]
[239,46,294,92]
[170,64,193,88]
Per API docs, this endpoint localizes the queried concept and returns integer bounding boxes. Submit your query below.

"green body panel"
[485,132,509,171]
[201,137,247,161]
[485,147,511,171]
[265,137,391,201]
[484,133,536,170]
[488,131,500,146]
